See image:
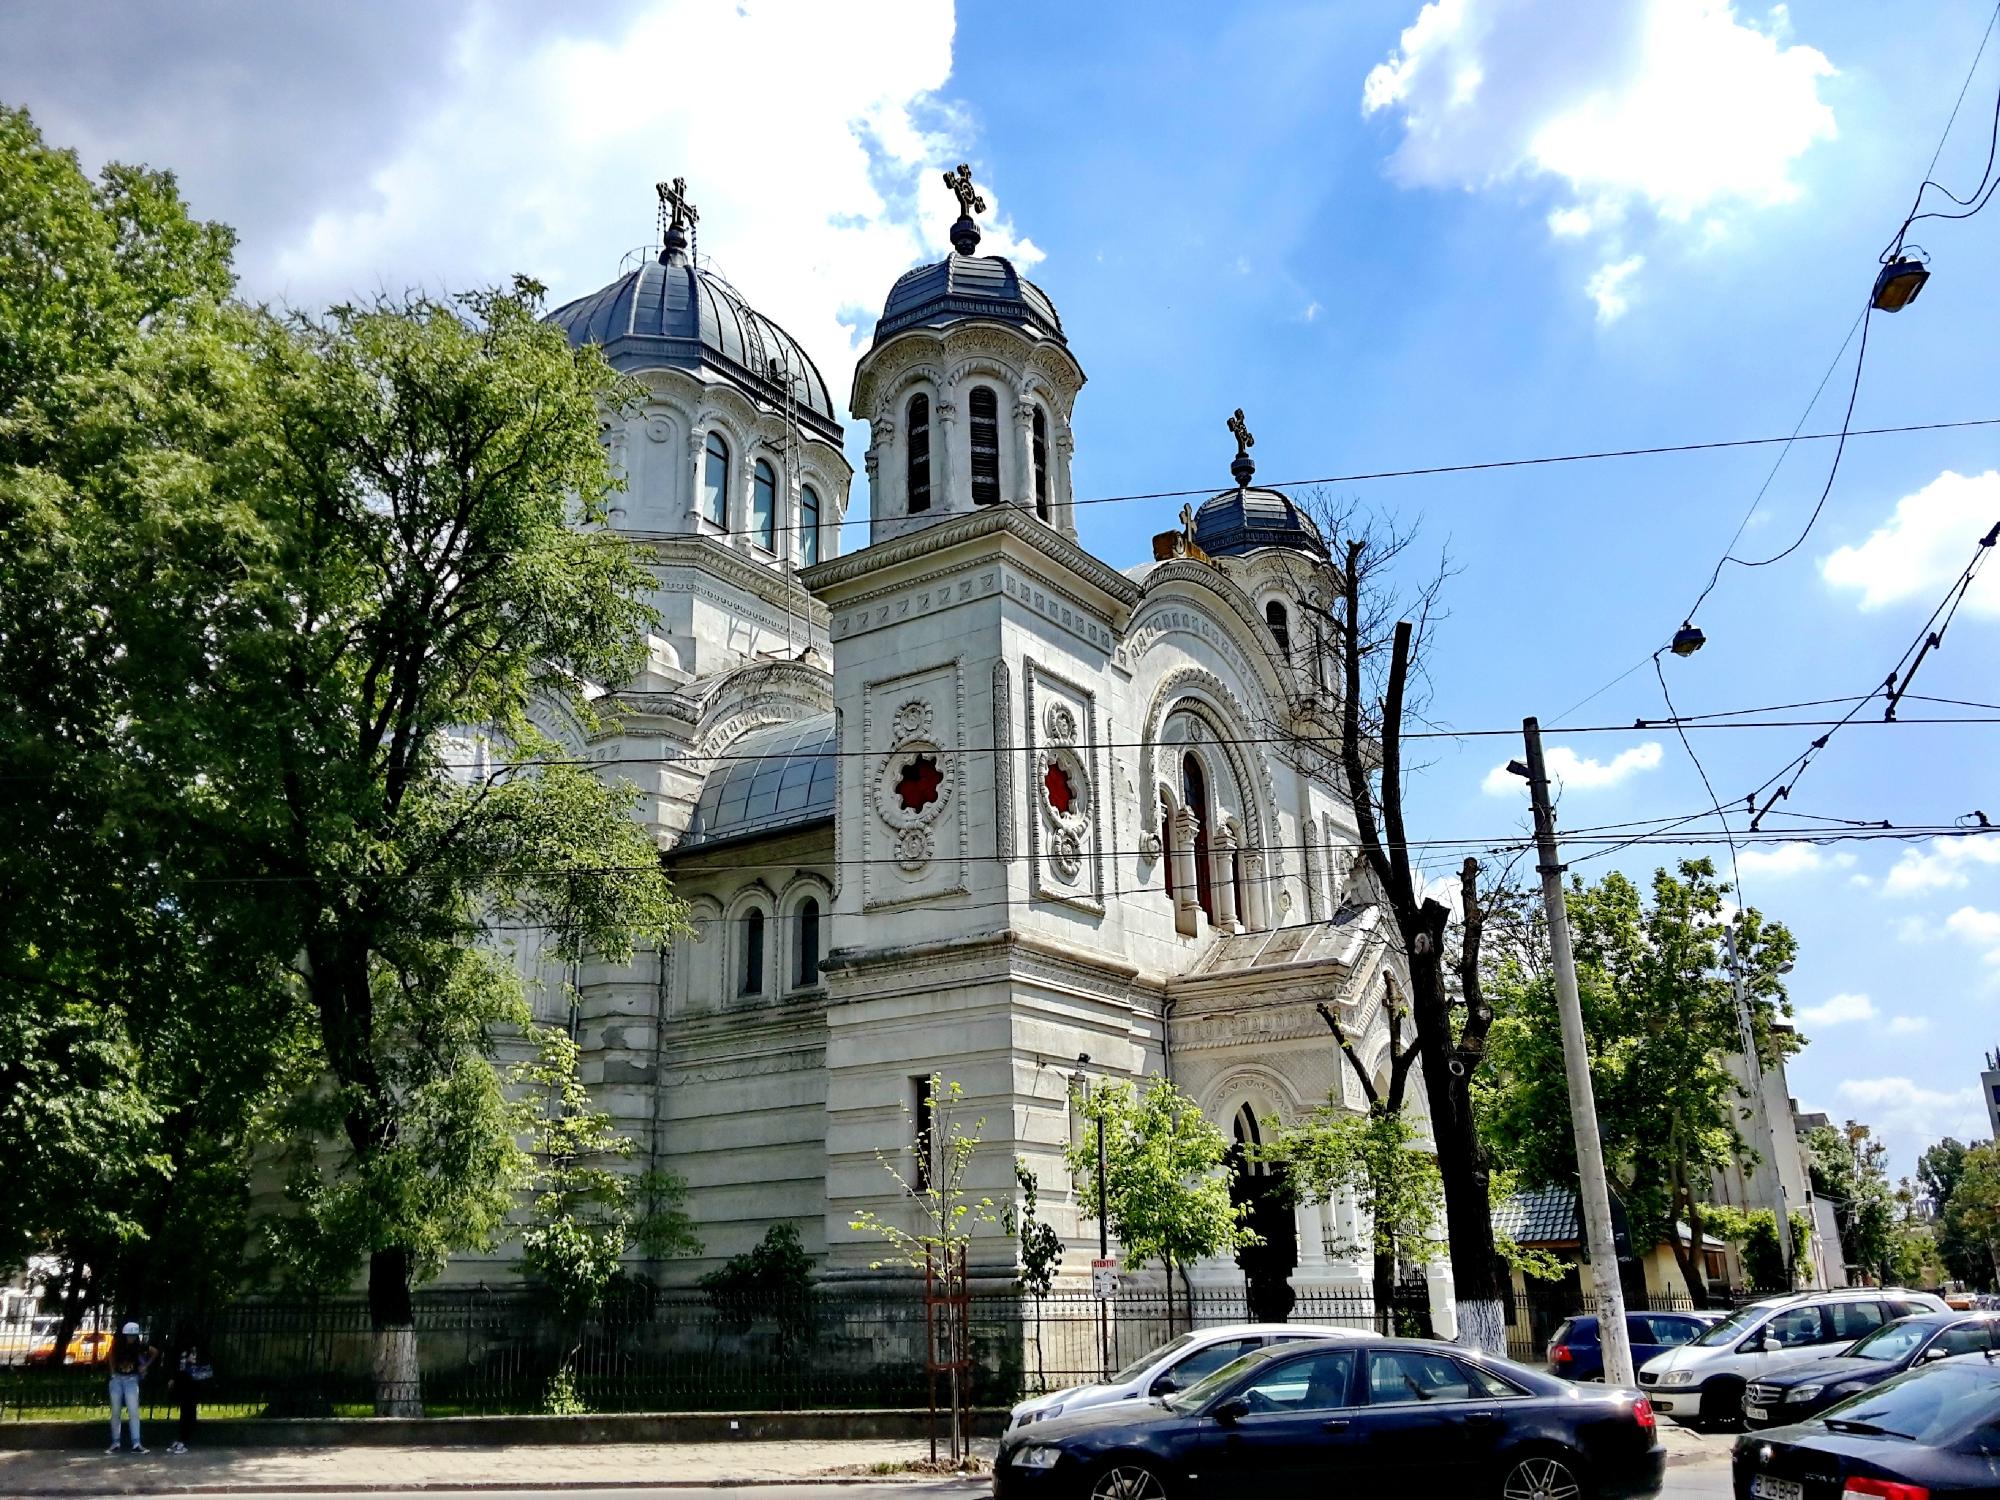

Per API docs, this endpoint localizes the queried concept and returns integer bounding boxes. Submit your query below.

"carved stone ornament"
[1138,830,1163,862]
[896,827,935,873]
[1043,700,1078,745]
[892,699,935,742]
[869,694,954,879]
[1050,830,1083,884]
[644,411,676,444]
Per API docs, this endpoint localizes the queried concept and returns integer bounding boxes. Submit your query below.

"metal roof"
[681,714,836,850]
[546,253,841,441]
[1491,1185,1582,1246]
[874,253,1065,347]
[1192,486,1330,560]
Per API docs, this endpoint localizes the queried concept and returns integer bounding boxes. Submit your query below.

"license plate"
[1751,1476,1802,1500]
[1744,1405,1768,1422]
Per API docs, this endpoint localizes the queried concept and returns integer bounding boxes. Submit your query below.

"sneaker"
[105,1445,121,1455]
[167,1442,186,1455]
[131,1445,148,1455]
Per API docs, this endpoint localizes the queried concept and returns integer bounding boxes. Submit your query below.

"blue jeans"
[108,1374,141,1447]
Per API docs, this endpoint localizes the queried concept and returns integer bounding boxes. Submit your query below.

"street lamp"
[1871,257,1930,313]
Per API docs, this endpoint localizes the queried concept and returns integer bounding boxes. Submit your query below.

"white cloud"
[1821,470,2000,616]
[1836,1076,1980,1152]
[1735,845,1856,878]
[256,1,1035,412]
[1586,255,1645,323]
[1947,906,2000,964]
[1482,741,1662,796]
[1795,992,1875,1025]
[1882,836,2000,896]
[1363,0,1836,316]
[1896,914,1937,943]
[1886,1015,1931,1035]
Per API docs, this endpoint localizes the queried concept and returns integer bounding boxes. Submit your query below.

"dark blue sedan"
[1548,1312,1722,1382]
[1742,1311,2000,1427]
[1732,1355,2000,1498]
[994,1336,1665,1500]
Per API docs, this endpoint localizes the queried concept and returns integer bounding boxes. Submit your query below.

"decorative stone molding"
[1135,665,1279,866]
[991,661,1016,863]
[1023,659,1103,914]
[860,658,967,911]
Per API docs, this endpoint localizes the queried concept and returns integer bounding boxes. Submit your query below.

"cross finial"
[1227,408,1257,487]
[656,176,698,262]
[1179,503,1197,543]
[942,163,986,255]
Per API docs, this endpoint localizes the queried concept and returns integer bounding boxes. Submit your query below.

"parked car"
[1638,1288,1949,1429]
[995,1336,1665,1499]
[1731,1353,2000,1498]
[24,1326,113,1368]
[1742,1311,2000,1427]
[1006,1323,1364,1432]
[1548,1311,1723,1381]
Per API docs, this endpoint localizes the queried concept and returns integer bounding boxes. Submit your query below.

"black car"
[1742,1312,2000,1428]
[1733,1355,2000,1498]
[994,1336,1665,1500]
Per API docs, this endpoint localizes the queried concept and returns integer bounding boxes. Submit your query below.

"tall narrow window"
[969,385,1000,505]
[701,432,730,526]
[912,1077,936,1191]
[751,459,777,552]
[906,394,932,513]
[1235,837,1251,927]
[1031,406,1050,521]
[1182,753,1214,921]
[740,909,765,995]
[799,485,821,566]
[1161,793,1178,904]
[1266,600,1292,656]
[795,897,821,987]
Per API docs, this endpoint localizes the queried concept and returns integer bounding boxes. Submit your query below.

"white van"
[1637,1288,1948,1427]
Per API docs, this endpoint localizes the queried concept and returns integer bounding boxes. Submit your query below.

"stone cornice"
[799,504,1139,616]
[633,534,832,626]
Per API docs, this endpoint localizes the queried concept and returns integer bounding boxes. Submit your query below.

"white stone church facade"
[476,185,1428,1304]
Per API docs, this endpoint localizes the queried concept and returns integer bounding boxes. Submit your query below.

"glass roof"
[682,713,837,849]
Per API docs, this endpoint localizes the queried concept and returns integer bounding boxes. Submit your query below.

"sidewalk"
[0,1438,998,1495]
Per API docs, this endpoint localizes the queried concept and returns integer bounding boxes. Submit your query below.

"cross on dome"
[942,163,986,256]
[656,176,698,262]
[1227,407,1257,487]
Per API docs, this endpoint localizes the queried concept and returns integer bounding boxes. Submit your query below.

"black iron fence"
[0,1283,1434,1422]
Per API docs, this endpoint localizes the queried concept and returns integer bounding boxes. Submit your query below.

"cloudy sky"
[2,0,1987,1176]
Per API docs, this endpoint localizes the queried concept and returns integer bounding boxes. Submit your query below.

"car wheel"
[1701,1379,1744,1430]
[1498,1451,1585,1500]
[1088,1460,1169,1500]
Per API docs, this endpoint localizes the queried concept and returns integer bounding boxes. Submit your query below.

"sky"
[0,0,1987,1178]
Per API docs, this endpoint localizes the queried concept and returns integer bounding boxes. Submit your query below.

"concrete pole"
[1520,718,1636,1388]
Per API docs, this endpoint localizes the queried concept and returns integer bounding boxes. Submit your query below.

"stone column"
[935,400,958,511]
[685,430,706,534]
[1240,847,1269,931]
[1328,1189,1367,1281]
[1294,1198,1328,1283]
[1211,825,1239,935]
[1171,807,1201,937]
[1013,399,1036,511]
[1055,426,1076,537]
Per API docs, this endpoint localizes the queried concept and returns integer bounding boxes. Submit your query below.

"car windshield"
[1694,1304,1772,1347]
[1164,1349,1275,1412]
[1820,1366,2000,1444]
[1114,1333,1196,1384]
[1843,1321,1930,1362]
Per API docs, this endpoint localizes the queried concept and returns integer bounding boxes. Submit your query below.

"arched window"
[740,908,765,995]
[1031,406,1050,522]
[1265,600,1292,656]
[701,432,730,527]
[906,394,932,513]
[1182,753,1214,921]
[798,484,821,567]
[1160,793,1177,903]
[1234,827,1251,926]
[751,459,777,552]
[969,385,1000,505]
[1233,1103,1271,1177]
[795,897,821,987]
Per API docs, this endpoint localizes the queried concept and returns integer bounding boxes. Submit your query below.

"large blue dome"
[1193,486,1328,559]
[547,252,841,443]
[873,253,1065,348]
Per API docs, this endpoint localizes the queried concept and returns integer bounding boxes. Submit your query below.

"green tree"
[1942,1142,2000,1289]
[1919,1139,1982,1285]
[1477,860,1797,1305]
[1706,1207,1814,1290]
[1263,1103,1440,1332]
[512,1026,699,1412]
[1806,1123,1897,1282]
[1066,1077,1255,1334]
[1003,1160,1064,1389]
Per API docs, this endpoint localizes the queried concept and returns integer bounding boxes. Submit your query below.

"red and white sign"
[1091,1258,1119,1300]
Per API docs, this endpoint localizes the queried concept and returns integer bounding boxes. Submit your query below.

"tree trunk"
[1668,1164,1712,1308]
[368,1246,421,1417]
[1373,1251,1396,1334]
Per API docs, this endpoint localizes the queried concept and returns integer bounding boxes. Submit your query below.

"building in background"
[1983,1048,2000,1141]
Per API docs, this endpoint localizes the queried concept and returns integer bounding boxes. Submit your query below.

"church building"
[493,172,1426,1305]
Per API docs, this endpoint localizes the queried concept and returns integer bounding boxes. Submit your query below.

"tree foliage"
[1806,1123,1897,1282]
[1942,1141,2000,1289]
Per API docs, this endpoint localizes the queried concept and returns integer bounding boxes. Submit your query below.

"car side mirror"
[1151,1376,1180,1397]
[1740,1332,1766,1353]
[1213,1396,1250,1424]
[1918,1346,1948,1363]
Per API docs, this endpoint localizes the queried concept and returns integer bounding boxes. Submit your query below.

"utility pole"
[1721,924,1794,1290]
[1513,719,1636,1388]
[1074,1060,1112,1381]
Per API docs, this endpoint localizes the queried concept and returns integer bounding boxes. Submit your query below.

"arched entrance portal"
[1228,1104,1297,1323]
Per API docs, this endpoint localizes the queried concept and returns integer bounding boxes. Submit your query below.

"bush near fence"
[1,1284,1441,1422]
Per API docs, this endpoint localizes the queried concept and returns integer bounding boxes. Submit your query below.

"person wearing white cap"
[106,1321,157,1454]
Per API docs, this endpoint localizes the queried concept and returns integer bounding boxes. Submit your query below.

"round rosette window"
[1036,745,1091,884]
[872,733,955,875]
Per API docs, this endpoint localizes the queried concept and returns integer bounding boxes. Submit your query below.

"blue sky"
[0,0,1985,1173]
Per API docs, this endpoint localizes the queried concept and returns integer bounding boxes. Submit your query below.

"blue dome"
[547,254,842,443]
[1193,487,1328,560]
[681,715,836,850]
[874,254,1065,348]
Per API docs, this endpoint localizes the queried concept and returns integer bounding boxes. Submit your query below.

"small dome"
[1193,487,1328,560]
[547,255,841,443]
[874,254,1065,348]
[682,715,836,849]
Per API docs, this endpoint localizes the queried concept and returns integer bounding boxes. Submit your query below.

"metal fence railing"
[1,1283,1439,1422]
[1501,1285,1764,1363]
